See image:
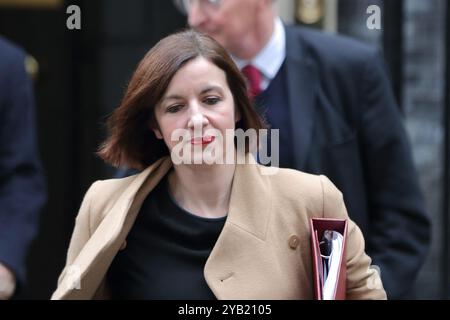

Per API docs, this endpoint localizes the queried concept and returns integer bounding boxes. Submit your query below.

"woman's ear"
[149,118,163,139]
[152,127,163,139]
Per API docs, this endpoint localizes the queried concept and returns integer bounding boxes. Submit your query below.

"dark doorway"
[0,0,185,299]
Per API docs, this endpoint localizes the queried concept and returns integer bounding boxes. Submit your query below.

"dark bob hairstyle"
[98,30,265,170]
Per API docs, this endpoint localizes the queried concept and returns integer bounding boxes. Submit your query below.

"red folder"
[310,218,348,300]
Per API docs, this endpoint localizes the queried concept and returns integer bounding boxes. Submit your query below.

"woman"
[52,30,386,300]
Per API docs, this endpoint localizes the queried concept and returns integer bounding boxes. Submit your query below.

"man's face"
[187,0,261,54]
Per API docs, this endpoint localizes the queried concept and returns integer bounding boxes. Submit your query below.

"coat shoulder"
[83,174,139,229]
[82,157,171,230]
[0,36,25,64]
[262,166,344,218]
[89,174,137,199]
[266,166,321,191]
[263,167,322,211]
[287,24,378,64]
[0,36,28,81]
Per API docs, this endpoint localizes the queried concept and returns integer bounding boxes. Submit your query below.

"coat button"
[289,235,300,249]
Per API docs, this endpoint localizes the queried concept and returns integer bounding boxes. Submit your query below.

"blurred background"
[0,0,448,299]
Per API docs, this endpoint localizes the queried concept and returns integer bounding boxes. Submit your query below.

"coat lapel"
[204,156,274,299]
[56,154,275,300]
[285,26,318,170]
[55,157,173,299]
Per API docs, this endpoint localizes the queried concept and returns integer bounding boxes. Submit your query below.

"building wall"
[403,0,446,299]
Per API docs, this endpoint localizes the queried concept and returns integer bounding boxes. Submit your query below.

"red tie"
[242,64,262,99]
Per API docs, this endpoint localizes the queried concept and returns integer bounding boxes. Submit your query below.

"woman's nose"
[188,113,209,129]
[187,105,209,129]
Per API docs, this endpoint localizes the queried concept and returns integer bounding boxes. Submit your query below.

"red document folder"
[310,218,348,300]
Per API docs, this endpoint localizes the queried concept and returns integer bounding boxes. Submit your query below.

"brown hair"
[97,29,265,170]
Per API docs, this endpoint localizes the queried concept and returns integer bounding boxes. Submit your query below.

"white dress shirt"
[233,17,286,91]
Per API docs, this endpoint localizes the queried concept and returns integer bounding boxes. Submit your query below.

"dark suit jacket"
[282,25,430,299]
[0,36,46,289]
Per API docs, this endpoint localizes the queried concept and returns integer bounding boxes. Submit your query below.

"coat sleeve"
[358,49,431,299]
[52,181,100,296]
[0,42,46,288]
[320,175,387,300]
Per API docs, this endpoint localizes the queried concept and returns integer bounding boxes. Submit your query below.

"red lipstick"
[191,136,216,145]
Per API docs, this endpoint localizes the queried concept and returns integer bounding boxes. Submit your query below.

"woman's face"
[153,56,239,164]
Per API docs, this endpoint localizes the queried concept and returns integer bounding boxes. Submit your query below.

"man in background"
[175,0,431,299]
[0,36,46,299]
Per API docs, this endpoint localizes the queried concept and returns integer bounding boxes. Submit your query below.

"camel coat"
[51,155,386,299]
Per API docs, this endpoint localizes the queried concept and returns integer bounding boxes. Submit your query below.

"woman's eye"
[167,105,183,113]
[204,97,220,105]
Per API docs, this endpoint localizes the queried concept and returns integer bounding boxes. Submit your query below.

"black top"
[107,174,226,299]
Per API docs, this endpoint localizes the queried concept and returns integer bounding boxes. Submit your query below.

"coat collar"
[55,154,273,299]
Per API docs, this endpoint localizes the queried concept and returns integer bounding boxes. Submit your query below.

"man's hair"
[97,29,265,170]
